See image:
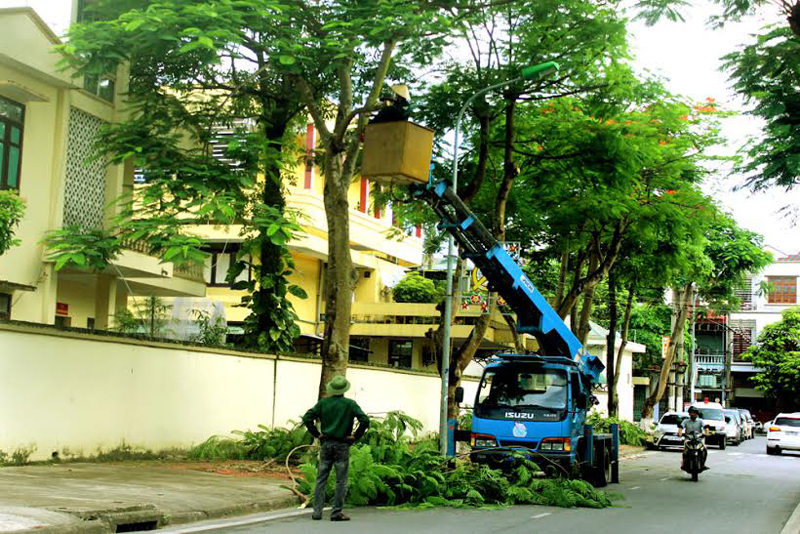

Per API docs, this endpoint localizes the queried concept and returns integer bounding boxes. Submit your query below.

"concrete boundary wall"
[0,323,478,460]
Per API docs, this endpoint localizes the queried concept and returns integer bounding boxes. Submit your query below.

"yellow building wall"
[55,278,97,329]
[286,253,321,335]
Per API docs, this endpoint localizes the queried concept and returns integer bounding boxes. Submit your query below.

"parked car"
[695,402,727,449]
[737,409,754,439]
[767,413,800,455]
[755,421,765,434]
[724,409,744,445]
[650,411,689,450]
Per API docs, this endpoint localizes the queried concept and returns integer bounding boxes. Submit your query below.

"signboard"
[661,336,670,359]
[56,302,69,316]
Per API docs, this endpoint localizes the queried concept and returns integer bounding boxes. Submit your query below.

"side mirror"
[455,386,464,404]
[576,393,588,410]
[725,416,732,423]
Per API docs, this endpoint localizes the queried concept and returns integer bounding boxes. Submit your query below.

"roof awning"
[0,280,36,292]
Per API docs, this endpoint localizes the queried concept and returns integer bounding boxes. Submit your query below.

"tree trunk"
[318,148,357,398]
[611,285,635,416]
[641,283,693,420]
[577,250,600,344]
[502,310,525,353]
[447,305,494,418]
[607,270,618,418]
[555,250,569,307]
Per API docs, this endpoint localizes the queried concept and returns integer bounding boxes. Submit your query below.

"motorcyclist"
[678,406,709,471]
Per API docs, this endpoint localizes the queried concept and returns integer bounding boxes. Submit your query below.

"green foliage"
[744,306,800,408]
[297,412,614,509]
[391,273,440,304]
[43,227,121,271]
[586,412,647,446]
[229,205,304,353]
[629,304,673,372]
[112,296,173,338]
[0,190,25,256]
[0,445,36,466]
[188,422,313,462]
[723,27,800,193]
[190,309,228,346]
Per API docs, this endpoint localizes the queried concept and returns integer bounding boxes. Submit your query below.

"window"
[388,339,413,368]
[735,276,753,310]
[203,245,250,287]
[349,337,370,363]
[767,276,797,304]
[83,74,115,103]
[0,292,11,320]
[0,96,24,190]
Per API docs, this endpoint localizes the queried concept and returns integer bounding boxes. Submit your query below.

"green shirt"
[302,395,370,442]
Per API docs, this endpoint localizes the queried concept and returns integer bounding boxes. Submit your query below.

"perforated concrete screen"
[63,107,107,230]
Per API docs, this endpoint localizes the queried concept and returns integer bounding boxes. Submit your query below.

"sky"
[3,0,798,255]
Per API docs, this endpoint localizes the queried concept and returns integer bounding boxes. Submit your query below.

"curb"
[164,495,301,528]
[780,501,800,534]
[22,495,299,534]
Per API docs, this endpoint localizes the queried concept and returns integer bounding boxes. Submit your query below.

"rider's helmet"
[688,406,699,415]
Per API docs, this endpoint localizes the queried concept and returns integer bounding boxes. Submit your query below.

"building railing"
[696,354,724,366]
[174,262,205,283]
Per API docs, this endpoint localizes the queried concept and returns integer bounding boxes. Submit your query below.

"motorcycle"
[681,432,706,482]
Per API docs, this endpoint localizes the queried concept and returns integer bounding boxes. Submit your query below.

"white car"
[737,409,754,439]
[694,402,727,449]
[652,411,689,450]
[723,409,743,445]
[767,413,800,455]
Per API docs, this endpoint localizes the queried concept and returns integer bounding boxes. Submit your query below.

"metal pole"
[440,78,521,456]
[690,292,697,403]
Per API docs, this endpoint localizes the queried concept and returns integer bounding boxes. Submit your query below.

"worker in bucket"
[302,375,370,521]
[370,84,411,123]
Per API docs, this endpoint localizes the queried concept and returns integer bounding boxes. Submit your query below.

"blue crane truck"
[411,179,620,487]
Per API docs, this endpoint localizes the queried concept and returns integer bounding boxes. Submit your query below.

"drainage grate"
[116,520,158,532]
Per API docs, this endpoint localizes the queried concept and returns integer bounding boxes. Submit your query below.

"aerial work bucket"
[361,121,434,186]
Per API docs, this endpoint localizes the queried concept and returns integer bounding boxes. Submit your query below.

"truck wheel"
[592,446,610,488]
[719,438,726,450]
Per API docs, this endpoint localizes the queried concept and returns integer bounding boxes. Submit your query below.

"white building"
[727,249,799,419]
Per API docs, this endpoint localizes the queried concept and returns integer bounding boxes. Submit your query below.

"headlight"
[540,438,571,452]
[720,424,726,432]
[471,433,497,448]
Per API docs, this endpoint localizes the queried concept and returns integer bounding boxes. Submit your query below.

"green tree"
[51,0,312,352]
[744,307,800,410]
[392,273,440,304]
[641,217,773,420]
[723,27,800,193]
[0,190,25,256]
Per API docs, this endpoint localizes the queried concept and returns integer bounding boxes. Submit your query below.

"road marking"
[660,477,671,481]
[629,486,641,490]
[532,513,552,519]
[729,452,744,456]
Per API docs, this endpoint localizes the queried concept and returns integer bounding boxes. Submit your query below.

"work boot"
[311,512,322,520]
[331,513,351,521]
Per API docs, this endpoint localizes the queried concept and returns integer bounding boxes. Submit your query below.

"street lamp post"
[439,61,559,456]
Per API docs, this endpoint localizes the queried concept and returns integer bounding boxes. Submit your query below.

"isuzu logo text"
[506,411,558,420]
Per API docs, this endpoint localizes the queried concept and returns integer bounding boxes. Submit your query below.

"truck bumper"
[471,448,573,474]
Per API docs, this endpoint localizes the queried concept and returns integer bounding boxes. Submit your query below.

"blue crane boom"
[411,180,603,379]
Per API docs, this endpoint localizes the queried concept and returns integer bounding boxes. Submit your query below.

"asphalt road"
[162,437,800,534]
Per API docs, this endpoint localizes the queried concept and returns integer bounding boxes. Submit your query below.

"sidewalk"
[0,462,298,533]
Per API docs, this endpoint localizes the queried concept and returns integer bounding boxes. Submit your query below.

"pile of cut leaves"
[297,412,615,509]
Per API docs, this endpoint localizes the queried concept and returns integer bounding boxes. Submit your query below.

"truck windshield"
[477,368,567,410]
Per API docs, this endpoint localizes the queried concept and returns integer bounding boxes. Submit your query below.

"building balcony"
[349,301,536,351]
[695,354,725,370]
[287,190,423,266]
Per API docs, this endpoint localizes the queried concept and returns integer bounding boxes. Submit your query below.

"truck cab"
[469,355,597,477]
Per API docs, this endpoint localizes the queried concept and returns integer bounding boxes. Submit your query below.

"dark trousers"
[313,441,350,517]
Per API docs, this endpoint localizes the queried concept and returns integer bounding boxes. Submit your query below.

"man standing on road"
[302,375,370,522]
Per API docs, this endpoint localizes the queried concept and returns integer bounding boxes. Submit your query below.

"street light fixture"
[439,61,559,456]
